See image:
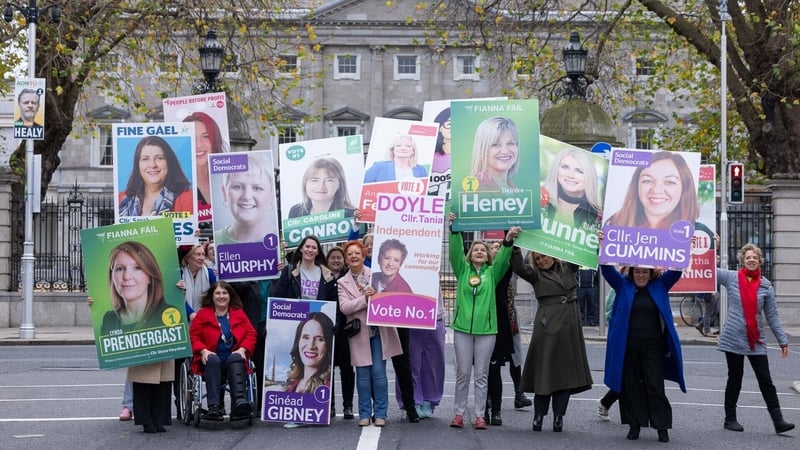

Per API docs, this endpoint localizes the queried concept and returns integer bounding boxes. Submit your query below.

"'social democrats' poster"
[209,150,281,280]
[163,92,231,226]
[279,135,365,246]
[357,117,438,223]
[599,149,702,268]
[450,99,540,231]
[671,164,717,293]
[515,136,608,267]
[112,122,198,244]
[80,218,191,370]
[262,298,337,426]
[368,193,444,329]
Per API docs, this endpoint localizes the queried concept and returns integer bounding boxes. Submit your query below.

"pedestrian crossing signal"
[729,163,744,204]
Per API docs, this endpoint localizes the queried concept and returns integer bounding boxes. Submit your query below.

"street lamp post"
[195,30,224,94]
[3,0,61,339]
[718,0,730,331]
[555,31,590,100]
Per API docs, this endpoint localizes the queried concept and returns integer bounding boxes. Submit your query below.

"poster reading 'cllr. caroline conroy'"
[80,218,191,370]
[112,122,198,244]
[368,193,444,330]
[279,135,364,246]
[450,99,540,231]
[262,298,337,426]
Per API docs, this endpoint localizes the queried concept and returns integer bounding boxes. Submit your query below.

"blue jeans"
[356,334,388,420]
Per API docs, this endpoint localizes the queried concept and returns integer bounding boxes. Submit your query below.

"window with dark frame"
[98,124,113,166]
[635,58,655,76]
[278,126,298,145]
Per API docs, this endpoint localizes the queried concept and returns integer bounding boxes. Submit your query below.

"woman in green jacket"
[447,212,520,430]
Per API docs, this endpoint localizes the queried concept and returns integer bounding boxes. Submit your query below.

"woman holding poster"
[285,312,334,393]
[101,241,169,335]
[605,151,698,230]
[511,248,593,433]
[468,117,519,192]
[118,136,193,217]
[288,157,356,218]
[447,212,519,430]
[364,135,428,182]
[541,147,603,232]
[338,240,402,428]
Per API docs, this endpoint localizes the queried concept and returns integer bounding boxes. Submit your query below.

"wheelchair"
[177,357,258,427]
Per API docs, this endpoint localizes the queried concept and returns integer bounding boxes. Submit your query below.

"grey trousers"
[453,331,496,416]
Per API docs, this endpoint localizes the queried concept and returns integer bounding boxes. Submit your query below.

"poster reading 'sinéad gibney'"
[80,218,191,370]
[450,99,540,231]
[262,298,337,426]
[515,136,608,267]
[368,193,444,330]
[209,150,281,281]
[279,135,364,246]
[599,149,701,269]
[112,122,198,244]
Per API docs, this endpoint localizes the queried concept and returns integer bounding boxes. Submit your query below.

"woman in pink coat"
[338,240,402,427]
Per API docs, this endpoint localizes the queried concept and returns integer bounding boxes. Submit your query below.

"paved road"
[1,338,798,450]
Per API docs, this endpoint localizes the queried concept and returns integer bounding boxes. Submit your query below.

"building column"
[765,178,800,324]
[0,168,20,291]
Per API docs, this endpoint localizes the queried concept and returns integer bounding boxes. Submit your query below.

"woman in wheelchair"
[190,281,257,421]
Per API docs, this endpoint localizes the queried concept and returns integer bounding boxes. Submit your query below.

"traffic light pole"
[719,1,729,332]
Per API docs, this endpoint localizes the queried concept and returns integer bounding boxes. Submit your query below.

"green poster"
[515,136,609,267]
[450,99,540,231]
[80,218,191,370]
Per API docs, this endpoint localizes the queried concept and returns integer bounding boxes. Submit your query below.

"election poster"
[163,92,231,226]
[80,218,191,370]
[450,99,540,231]
[671,164,718,293]
[599,149,702,269]
[421,97,505,202]
[209,150,281,280]
[112,122,198,244]
[515,136,608,267]
[368,193,444,329]
[13,78,46,140]
[262,298,337,426]
[357,117,439,223]
[279,135,365,246]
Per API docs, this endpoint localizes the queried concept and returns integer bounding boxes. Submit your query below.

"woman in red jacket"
[190,281,257,421]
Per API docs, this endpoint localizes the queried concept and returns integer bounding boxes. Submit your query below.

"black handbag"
[342,318,361,338]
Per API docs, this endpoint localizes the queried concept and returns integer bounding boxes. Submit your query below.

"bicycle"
[679,293,719,335]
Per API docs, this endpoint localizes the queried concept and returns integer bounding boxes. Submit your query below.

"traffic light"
[729,163,744,204]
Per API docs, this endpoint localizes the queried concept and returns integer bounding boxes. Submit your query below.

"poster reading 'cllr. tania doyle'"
[599,149,702,269]
[279,135,365,246]
[112,122,198,244]
[209,150,281,281]
[368,193,444,330]
[262,298,337,426]
[80,218,191,370]
[671,164,717,293]
[514,136,608,267]
[450,99,540,231]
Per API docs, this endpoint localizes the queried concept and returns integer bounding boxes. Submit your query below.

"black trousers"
[133,381,172,428]
[620,335,671,430]
[533,390,570,416]
[600,389,620,409]
[390,327,415,411]
[724,352,780,413]
[487,360,503,411]
[204,352,245,407]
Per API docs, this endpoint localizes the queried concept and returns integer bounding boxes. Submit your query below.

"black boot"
[490,397,502,426]
[627,425,640,440]
[724,406,744,431]
[532,414,543,432]
[657,429,669,443]
[769,408,795,434]
[228,360,252,420]
[553,415,563,432]
[514,391,532,409]
[406,406,420,423]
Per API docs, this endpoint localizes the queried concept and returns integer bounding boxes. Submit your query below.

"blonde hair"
[384,135,419,166]
[737,243,764,265]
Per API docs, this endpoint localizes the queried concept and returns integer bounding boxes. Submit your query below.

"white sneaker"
[597,399,610,421]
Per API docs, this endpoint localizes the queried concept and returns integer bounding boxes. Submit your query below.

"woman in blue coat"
[600,264,685,443]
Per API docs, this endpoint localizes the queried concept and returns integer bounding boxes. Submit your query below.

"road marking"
[0,384,122,388]
[13,434,44,438]
[0,417,118,422]
[357,424,381,450]
[0,397,119,402]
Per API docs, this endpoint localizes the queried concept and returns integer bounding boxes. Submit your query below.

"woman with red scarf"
[717,244,794,434]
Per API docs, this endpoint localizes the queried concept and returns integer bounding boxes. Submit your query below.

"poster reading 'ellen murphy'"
[368,193,444,330]
[80,218,191,370]
[112,122,198,244]
[209,150,281,281]
[671,164,717,294]
[279,135,365,247]
[515,136,609,267]
[599,149,701,269]
[450,99,540,231]
[357,117,439,223]
[262,298,337,426]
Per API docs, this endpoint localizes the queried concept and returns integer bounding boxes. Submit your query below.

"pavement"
[3,323,800,346]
